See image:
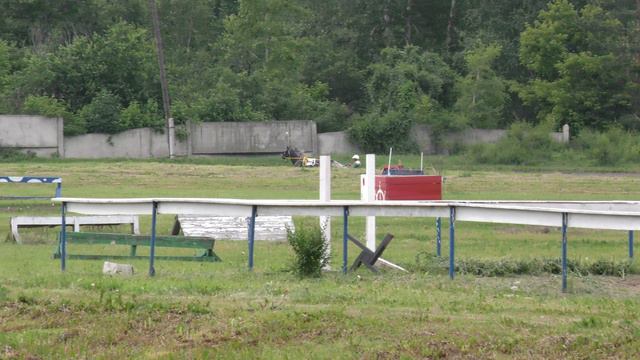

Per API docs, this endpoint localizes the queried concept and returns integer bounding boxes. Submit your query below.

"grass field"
[1,156,639,359]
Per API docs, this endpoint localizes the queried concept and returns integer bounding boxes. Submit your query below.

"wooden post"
[319,155,331,266]
[562,124,570,143]
[365,154,376,250]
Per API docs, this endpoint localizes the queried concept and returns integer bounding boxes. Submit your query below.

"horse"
[281,146,319,167]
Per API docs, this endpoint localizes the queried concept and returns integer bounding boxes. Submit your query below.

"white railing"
[51,198,640,292]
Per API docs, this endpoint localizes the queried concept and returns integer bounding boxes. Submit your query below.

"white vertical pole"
[319,155,331,266]
[365,154,376,250]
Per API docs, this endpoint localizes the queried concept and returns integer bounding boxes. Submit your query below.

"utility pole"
[148,0,175,158]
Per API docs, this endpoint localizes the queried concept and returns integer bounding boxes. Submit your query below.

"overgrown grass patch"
[414,254,639,277]
[1,160,640,358]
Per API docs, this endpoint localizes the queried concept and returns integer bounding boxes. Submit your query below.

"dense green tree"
[176,0,350,131]
[0,0,147,47]
[0,40,12,112]
[455,43,507,128]
[350,46,458,153]
[79,89,123,134]
[22,95,86,135]
[0,0,637,140]
[120,99,163,130]
[517,0,634,131]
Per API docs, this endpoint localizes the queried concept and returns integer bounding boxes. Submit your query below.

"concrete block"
[102,261,134,276]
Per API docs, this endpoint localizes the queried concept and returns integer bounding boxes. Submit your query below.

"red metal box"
[375,175,442,200]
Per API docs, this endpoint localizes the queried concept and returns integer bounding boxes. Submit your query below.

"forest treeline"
[0,0,638,152]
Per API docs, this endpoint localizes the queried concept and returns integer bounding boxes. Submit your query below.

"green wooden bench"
[53,232,221,262]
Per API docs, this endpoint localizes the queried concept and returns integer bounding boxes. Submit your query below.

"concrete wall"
[65,120,316,158]
[0,115,570,158]
[65,128,188,158]
[444,128,507,146]
[0,115,63,156]
[190,120,317,155]
[410,125,435,154]
[318,131,360,155]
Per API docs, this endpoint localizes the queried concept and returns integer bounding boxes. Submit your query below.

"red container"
[375,175,442,200]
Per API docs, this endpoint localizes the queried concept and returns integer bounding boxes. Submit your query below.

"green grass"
[1,157,640,358]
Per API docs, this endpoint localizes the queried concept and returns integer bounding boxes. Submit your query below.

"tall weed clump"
[287,226,329,278]
[414,253,638,277]
[470,121,562,165]
[574,127,640,165]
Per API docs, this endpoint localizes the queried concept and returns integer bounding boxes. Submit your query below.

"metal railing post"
[149,202,158,276]
[436,217,442,257]
[343,206,349,274]
[449,207,456,280]
[60,202,67,272]
[248,205,257,271]
[562,213,568,292]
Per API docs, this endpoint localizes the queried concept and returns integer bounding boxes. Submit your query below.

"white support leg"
[10,218,20,244]
[319,155,331,267]
[365,154,376,250]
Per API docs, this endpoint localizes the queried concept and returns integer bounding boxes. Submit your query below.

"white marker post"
[319,155,331,266]
[365,154,376,250]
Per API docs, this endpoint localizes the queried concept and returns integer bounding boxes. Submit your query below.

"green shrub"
[0,147,35,161]
[414,253,637,277]
[470,121,562,165]
[574,128,640,165]
[80,90,122,134]
[287,225,329,278]
[23,95,86,135]
[120,99,163,130]
[348,111,418,154]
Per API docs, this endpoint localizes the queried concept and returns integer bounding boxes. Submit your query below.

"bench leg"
[130,245,137,257]
[10,219,20,244]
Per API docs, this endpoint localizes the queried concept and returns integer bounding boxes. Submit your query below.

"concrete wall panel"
[0,116,62,155]
[318,131,360,155]
[191,120,317,154]
[65,128,153,158]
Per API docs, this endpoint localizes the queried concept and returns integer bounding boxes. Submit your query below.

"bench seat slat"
[53,254,220,262]
[67,232,214,249]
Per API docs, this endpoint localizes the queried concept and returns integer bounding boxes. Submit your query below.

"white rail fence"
[52,198,640,292]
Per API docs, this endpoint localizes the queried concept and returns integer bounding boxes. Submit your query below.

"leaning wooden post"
[248,205,257,271]
[149,201,158,277]
[319,155,331,267]
[60,202,67,272]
